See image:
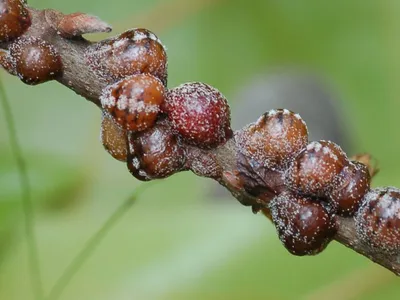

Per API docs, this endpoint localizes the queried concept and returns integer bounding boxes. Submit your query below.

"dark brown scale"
[85,28,168,85]
[329,161,371,216]
[9,37,62,85]
[127,121,186,180]
[100,74,165,132]
[0,0,31,42]
[163,82,232,149]
[269,191,337,256]
[235,109,308,171]
[100,113,128,162]
[355,187,400,255]
[285,140,349,197]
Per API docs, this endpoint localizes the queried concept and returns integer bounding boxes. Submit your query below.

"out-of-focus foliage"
[0,0,399,299]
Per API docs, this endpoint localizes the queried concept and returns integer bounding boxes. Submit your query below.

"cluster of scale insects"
[1,0,400,257]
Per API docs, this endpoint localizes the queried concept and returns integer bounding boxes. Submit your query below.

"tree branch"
[1,5,399,276]
[1,8,106,106]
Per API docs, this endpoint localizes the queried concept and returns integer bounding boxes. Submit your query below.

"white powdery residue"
[307,141,320,152]
[313,142,323,152]
[378,193,400,219]
[100,86,116,108]
[132,31,148,42]
[131,157,141,169]
[322,142,341,161]
[117,95,129,110]
[128,135,136,154]
[139,103,160,114]
[329,152,339,162]
[100,92,112,108]
[268,109,278,116]
[322,146,330,155]
[148,32,159,42]
[149,103,161,113]
[114,37,129,49]
[138,169,149,178]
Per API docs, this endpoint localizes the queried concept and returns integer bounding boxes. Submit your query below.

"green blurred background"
[1,0,400,299]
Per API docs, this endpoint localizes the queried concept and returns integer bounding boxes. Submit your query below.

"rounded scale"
[269,191,337,256]
[329,161,371,216]
[85,28,168,85]
[235,109,308,170]
[163,82,232,149]
[9,37,62,85]
[100,74,165,132]
[0,0,31,42]
[100,113,128,162]
[285,140,349,196]
[127,121,186,181]
[355,187,400,255]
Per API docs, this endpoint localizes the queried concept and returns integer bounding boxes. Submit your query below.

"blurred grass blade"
[46,183,153,300]
[0,78,44,300]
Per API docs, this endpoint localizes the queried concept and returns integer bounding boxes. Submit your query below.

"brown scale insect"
[285,140,349,196]
[163,82,232,149]
[127,121,186,181]
[269,191,337,256]
[9,37,62,85]
[100,74,165,132]
[0,0,31,42]
[356,187,400,255]
[100,113,128,162]
[329,161,371,216]
[85,28,168,85]
[235,109,308,171]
